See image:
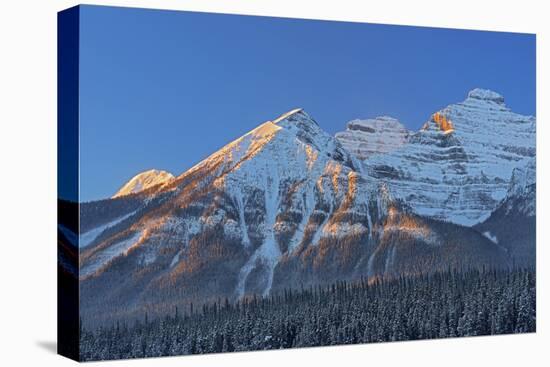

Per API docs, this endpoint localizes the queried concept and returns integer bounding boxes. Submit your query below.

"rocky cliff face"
[503,158,536,217]
[78,108,508,327]
[335,116,409,160]
[363,89,535,226]
[475,158,536,267]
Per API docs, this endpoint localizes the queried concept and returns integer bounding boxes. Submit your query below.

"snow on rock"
[483,231,498,244]
[335,116,409,160]
[113,169,175,198]
[81,231,144,277]
[80,210,137,248]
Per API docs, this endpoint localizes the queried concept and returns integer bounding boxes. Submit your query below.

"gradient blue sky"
[79,5,535,202]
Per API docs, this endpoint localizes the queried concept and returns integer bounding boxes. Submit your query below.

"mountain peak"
[466,88,505,104]
[335,116,409,160]
[272,108,319,128]
[272,108,304,123]
[113,169,175,198]
[346,116,405,132]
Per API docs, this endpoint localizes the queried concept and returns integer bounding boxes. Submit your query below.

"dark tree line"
[80,269,535,361]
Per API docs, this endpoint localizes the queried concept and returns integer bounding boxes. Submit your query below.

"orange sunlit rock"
[432,112,454,133]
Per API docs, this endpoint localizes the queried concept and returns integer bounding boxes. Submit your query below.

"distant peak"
[347,116,405,131]
[335,116,409,160]
[467,88,505,104]
[113,169,175,198]
[142,169,168,175]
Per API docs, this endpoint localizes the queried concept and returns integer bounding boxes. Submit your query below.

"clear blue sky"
[79,5,535,202]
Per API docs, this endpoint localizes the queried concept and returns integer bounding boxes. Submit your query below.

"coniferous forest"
[79,269,535,361]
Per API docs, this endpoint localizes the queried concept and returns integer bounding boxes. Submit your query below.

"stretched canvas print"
[58,5,536,362]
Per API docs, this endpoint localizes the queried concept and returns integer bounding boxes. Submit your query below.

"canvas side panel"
[57,5,80,362]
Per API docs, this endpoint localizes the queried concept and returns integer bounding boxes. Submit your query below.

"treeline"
[80,269,535,361]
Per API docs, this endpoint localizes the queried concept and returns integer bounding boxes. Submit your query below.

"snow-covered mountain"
[362,88,535,226]
[78,108,508,327]
[81,108,385,283]
[335,116,410,160]
[112,169,175,198]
